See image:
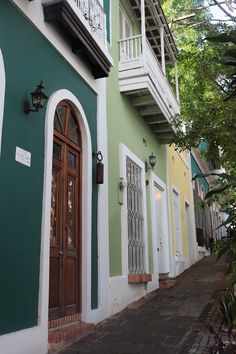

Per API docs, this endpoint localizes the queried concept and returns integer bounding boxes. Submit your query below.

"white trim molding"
[0,49,5,156]
[40,89,93,330]
[119,143,148,276]
[109,143,149,316]
[89,78,110,323]
[149,172,170,286]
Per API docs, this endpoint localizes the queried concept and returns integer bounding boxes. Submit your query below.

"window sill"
[128,274,152,283]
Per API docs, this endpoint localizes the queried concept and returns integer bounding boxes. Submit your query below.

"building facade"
[0,1,214,353]
[167,147,197,277]
[191,149,224,257]
[106,0,181,315]
[0,1,112,353]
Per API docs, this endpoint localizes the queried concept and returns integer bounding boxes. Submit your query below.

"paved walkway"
[58,256,228,354]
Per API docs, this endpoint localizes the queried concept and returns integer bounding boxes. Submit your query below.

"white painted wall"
[86,78,110,323]
[109,144,160,315]
[149,173,170,284]
[110,276,146,315]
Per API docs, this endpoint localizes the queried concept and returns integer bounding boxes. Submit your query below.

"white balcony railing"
[43,0,107,46]
[76,0,106,46]
[118,35,179,115]
[119,35,142,62]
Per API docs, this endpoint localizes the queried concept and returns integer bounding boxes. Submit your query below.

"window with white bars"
[126,156,145,274]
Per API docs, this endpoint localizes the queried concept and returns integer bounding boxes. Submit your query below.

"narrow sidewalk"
[58,256,228,354]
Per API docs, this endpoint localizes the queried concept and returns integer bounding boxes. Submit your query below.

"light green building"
[107,0,180,314]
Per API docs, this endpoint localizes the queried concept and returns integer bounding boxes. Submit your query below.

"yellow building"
[167,146,197,277]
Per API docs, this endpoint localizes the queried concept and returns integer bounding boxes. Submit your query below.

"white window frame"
[0,49,5,156]
[119,5,132,40]
[172,186,183,258]
[119,143,148,276]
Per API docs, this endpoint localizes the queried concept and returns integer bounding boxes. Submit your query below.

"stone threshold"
[48,316,95,353]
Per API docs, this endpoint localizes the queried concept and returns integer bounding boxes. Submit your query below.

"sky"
[208,1,234,21]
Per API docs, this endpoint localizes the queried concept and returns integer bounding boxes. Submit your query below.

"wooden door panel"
[49,102,81,320]
[49,256,61,319]
[64,257,77,305]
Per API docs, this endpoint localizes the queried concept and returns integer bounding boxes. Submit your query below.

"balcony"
[42,0,112,78]
[118,0,180,144]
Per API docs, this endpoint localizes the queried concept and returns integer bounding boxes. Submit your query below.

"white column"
[140,0,146,63]
[160,26,166,74]
[174,61,180,102]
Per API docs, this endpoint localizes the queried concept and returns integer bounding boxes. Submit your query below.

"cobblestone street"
[57,256,228,354]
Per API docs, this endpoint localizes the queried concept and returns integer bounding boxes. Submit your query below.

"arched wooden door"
[49,101,82,320]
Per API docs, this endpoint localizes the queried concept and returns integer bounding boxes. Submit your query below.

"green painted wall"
[191,154,210,232]
[107,1,167,277]
[104,0,110,43]
[0,2,98,335]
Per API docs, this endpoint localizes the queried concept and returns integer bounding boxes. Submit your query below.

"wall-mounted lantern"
[24,81,48,114]
[145,153,156,172]
[93,151,104,184]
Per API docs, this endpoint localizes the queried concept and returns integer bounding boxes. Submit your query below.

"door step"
[159,278,177,289]
[49,314,81,329]
[48,319,95,353]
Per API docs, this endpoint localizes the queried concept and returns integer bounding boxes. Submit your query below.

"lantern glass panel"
[149,154,156,168]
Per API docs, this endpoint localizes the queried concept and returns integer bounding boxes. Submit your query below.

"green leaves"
[207,30,236,44]
[218,291,236,327]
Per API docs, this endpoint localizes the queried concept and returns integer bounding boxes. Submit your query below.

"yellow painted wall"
[167,146,193,258]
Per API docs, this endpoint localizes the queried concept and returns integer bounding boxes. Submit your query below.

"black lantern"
[93,151,104,184]
[24,81,48,113]
[145,153,156,172]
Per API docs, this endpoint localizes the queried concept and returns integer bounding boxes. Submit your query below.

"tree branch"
[184,2,226,11]
[188,18,235,28]
[210,0,236,21]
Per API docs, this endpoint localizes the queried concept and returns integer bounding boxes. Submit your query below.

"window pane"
[68,151,76,168]
[54,113,62,133]
[53,142,61,159]
[57,106,66,131]
[50,168,60,245]
[67,176,75,248]
[119,8,123,39]
[69,113,80,144]
[54,105,66,133]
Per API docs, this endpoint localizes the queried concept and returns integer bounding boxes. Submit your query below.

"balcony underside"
[43,1,112,79]
[119,74,177,144]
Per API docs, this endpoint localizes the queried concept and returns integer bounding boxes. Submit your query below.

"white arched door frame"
[39,89,93,338]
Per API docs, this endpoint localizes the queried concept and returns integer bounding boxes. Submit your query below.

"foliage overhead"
[161,0,236,293]
[161,0,236,172]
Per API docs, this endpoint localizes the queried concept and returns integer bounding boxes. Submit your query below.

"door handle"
[59,250,63,256]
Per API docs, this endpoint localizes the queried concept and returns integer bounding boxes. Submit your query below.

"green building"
[0,1,112,352]
[106,0,181,315]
